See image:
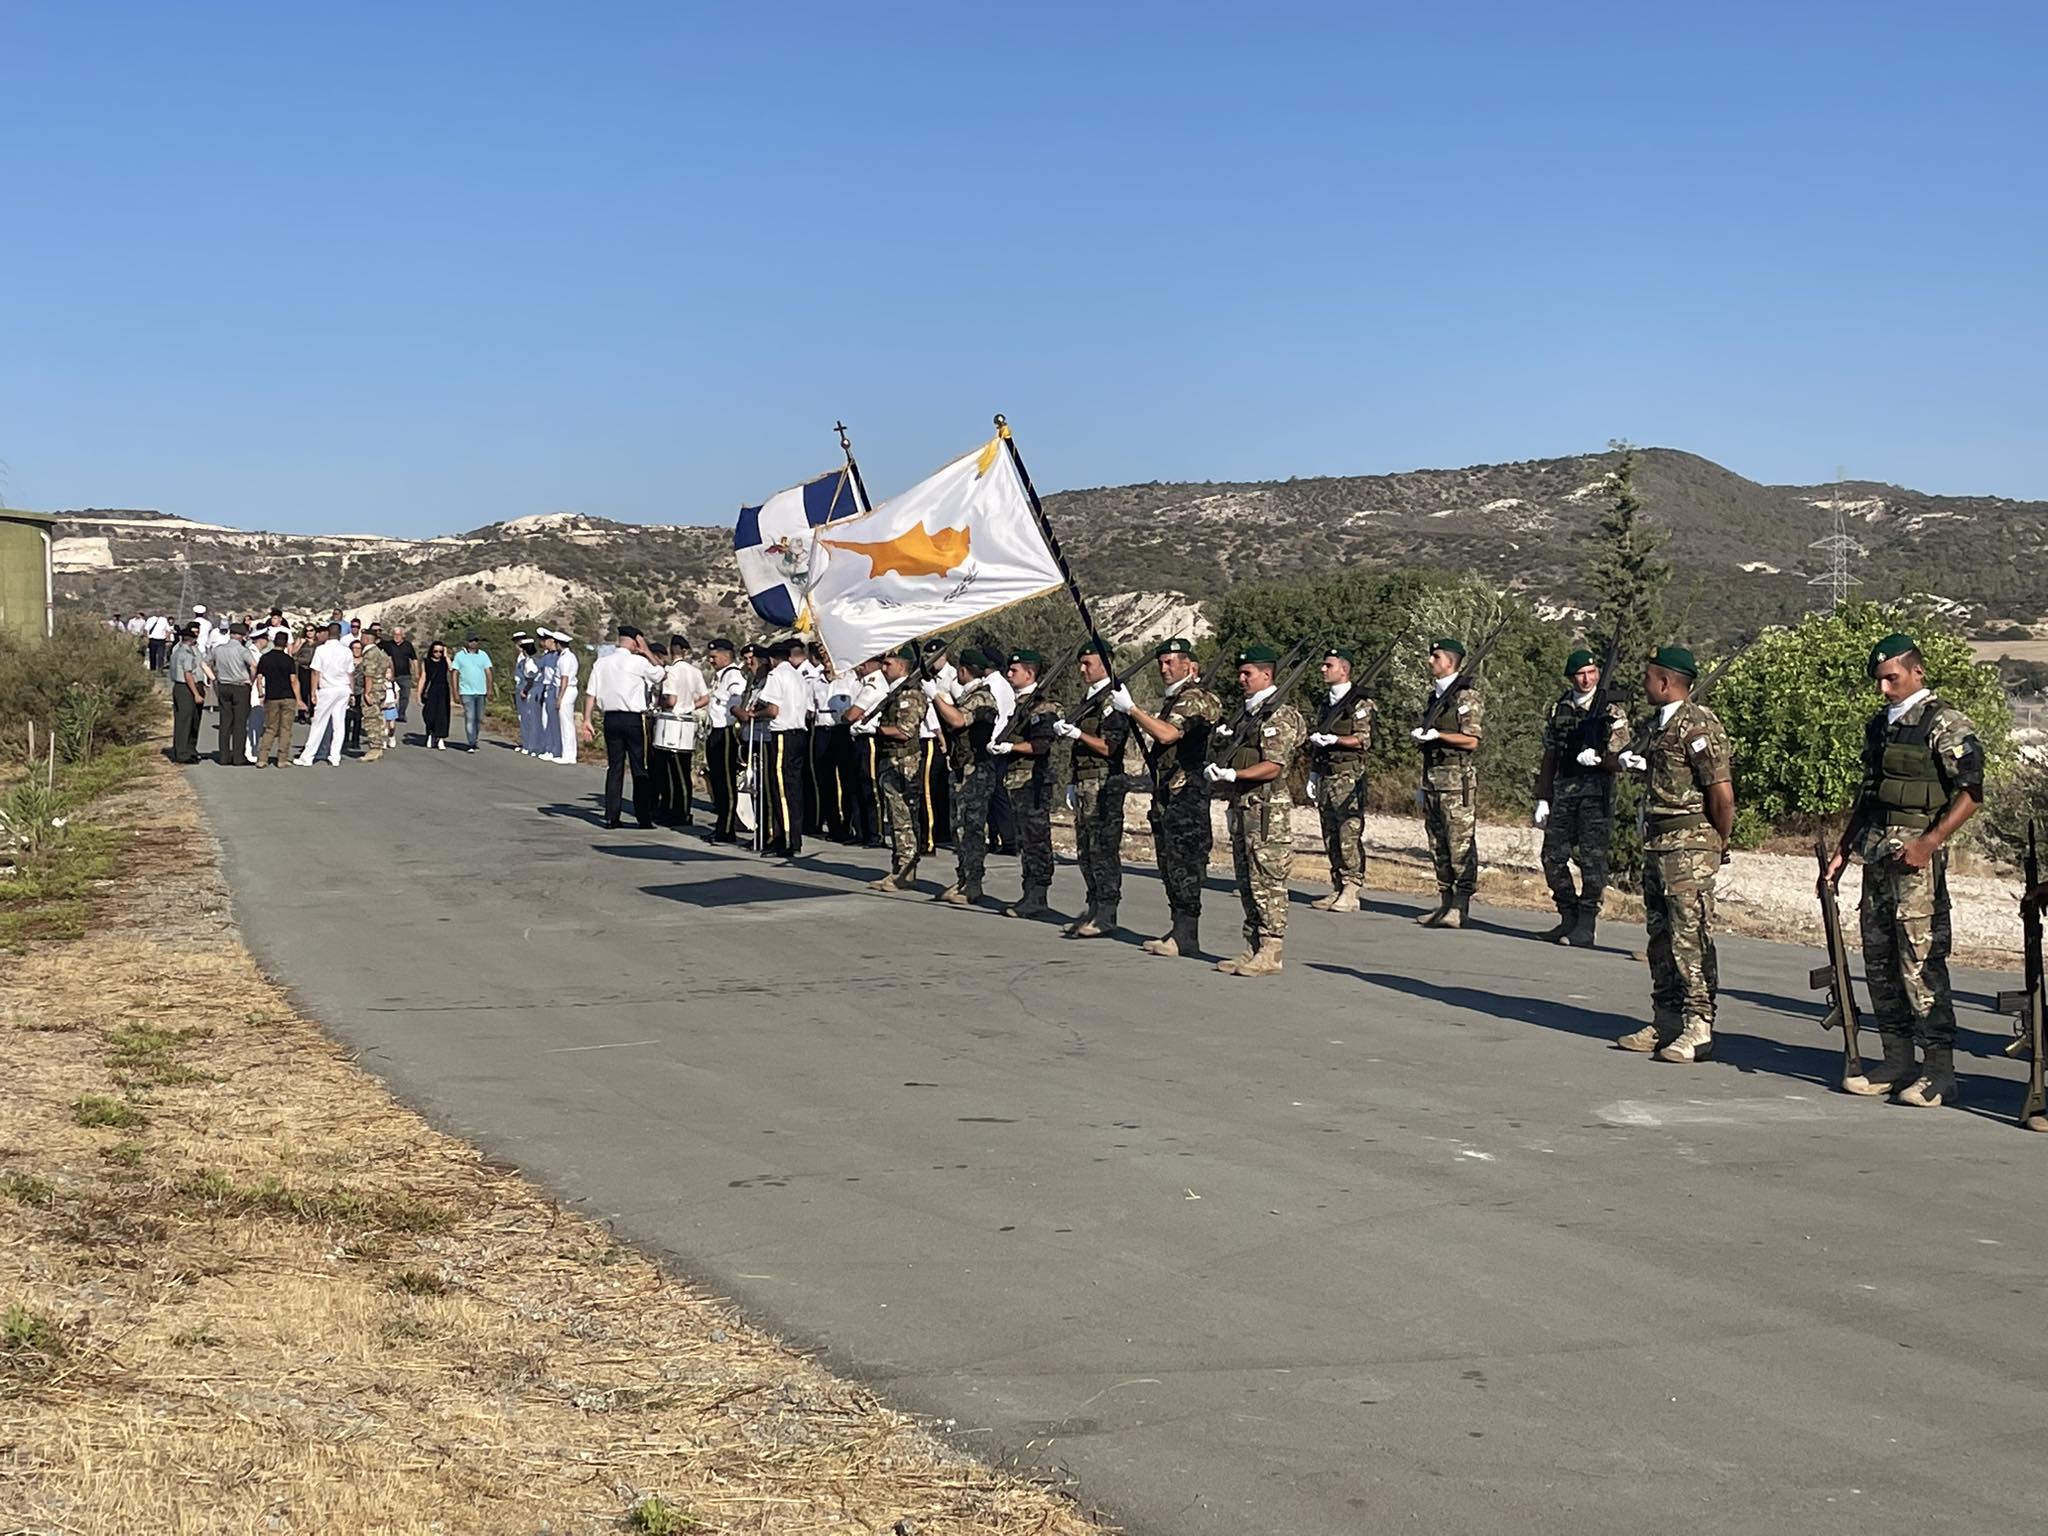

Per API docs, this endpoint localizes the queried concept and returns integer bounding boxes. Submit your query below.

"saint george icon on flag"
[732,468,863,629]
[806,434,1065,664]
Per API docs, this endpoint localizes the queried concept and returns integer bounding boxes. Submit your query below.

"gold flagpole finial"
[993,412,1011,440]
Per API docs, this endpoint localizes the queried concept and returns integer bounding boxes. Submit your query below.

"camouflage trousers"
[878,758,922,877]
[1149,790,1212,919]
[1421,775,1479,903]
[949,761,998,888]
[1540,782,1614,909]
[1010,777,1054,890]
[1315,760,1368,886]
[1859,843,1956,1045]
[1227,794,1293,945]
[1072,777,1127,910]
[1644,844,1720,1028]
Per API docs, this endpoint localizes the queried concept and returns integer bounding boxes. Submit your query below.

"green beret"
[1007,648,1044,668]
[1430,636,1466,659]
[1154,636,1195,658]
[1078,638,1112,662]
[964,646,995,670]
[1652,644,1698,679]
[1236,643,1281,665]
[1867,632,1918,678]
[1325,646,1357,664]
[894,643,920,663]
[1564,648,1596,674]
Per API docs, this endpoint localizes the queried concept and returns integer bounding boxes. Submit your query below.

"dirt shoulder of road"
[0,750,1109,1536]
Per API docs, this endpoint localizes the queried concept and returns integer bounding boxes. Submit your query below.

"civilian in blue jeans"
[452,635,494,751]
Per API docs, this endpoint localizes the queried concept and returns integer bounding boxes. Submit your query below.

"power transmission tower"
[1808,469,1864,612]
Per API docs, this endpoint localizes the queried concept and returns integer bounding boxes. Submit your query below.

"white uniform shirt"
[985,670,1017,737]
[761,660,810,732]
[707,664,746,727]
[554,648,580,696]
[848,671,889,735]
[310,638,355,697]
[807,663,838,724]
[663,659,707,713]
[586,649,664,713]
[145,615,172,641]
[920,661,957,739]
[823,669,856,724]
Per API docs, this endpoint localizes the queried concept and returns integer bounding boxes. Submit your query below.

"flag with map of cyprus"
[805,434,1065,663]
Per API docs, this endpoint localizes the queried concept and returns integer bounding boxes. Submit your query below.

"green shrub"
[0,615,161,759]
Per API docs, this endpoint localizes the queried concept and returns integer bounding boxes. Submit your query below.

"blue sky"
[3,1,2042,533]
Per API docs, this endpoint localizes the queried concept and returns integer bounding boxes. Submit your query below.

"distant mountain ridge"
[47,448,2048,645]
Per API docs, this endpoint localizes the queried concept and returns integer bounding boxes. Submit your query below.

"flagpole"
[993,413,1105,656]
[835,420,873,514]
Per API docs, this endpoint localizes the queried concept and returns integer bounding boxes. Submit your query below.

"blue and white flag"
[733,468,863,629]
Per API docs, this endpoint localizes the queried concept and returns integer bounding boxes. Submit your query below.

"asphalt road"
[188,736,2048,1536]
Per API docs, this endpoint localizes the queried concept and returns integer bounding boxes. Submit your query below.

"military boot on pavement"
[1004,884,1050,919]
[1143,917,1199,958]
[1541,898,1577,943]
[1061,902,1099,937]
[1564,901,1599,948]
[1327,882,1362,913]
[1897,1043,1958,1107]
[1072,903,1118,938]
[1310,887,1342,911]
[1438,900,1469,930]
[1215,939,1259,975]
[869,868,913,893]
[1231,938,1284,977]
[1616,1010,1681,1054]
[1654,1017,1714,1063]
[1416,898,1452,927]
[1842,1031,1918,1096]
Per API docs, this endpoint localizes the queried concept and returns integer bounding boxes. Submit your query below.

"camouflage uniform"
[1539,688,1630,917]
[1144,678,1222,926]
[876,682,927,878]
[1632,699,1732,1053]
[1419,682,1484,908]
[1852,694,1982,1049]
[1002,691,1063,894]
[358,646,393,760]
[1067,687,1132,920]
[945,676,1001,890]
[1310,686,1376,888]
[1209,700,1307,948]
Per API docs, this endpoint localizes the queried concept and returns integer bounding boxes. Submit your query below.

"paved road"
[189,739,2048,1536]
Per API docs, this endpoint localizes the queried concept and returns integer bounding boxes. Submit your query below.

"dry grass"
[0,755,1109,1536]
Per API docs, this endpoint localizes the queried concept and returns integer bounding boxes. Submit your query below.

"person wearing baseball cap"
[1533,643,1630,947]
[1412,636,1484,930]
[1823,632,1987,1109]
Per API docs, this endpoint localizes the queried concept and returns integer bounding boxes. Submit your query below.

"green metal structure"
[0,508,57,641]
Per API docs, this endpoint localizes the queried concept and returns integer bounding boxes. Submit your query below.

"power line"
[1808,468,1865,611]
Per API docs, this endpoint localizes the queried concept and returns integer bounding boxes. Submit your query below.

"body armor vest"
[1315,692,1365,759]
[1869,709,1946,829]
[1419,681,1470,769]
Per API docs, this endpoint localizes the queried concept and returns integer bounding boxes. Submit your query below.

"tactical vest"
[1419,681,1471,769]
[1314,692,1366,760]
[1554,693,1604,776]
[1868,709,1946,829]
[1069,689,1126,782]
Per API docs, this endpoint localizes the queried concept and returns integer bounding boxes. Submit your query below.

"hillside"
[47,449,2048,645]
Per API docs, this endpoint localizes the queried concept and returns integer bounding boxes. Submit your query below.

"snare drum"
[652,712,689,752]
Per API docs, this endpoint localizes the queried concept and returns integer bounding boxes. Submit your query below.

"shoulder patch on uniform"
[1262,725,1278,737]
[1689,736,1708,754]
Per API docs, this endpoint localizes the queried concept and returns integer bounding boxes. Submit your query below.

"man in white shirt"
[191,605,216,653]
[744,638,812,857]
[145,612,173,670]
[295,622,356,766]
[840,657,889,847]
[551,635,581,764]
[657,635,709,826]
[801,641,843,841]
[916,639,957,859]
[702,638,748,843]
[578,625,666,829]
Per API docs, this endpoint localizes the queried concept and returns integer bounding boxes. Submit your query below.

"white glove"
[1204,763,1236,784]
[1411,727,1440,743]
[919,679,941,698]
[1108,685,1135,714]
[1575,747,1603,768]
[1533,798,1550,828]
[1305,774,1321,801]
[1065,785,1077,810]
[989,741,1015,756]
[1308,732,1337,747]
[1052,720,1082,740]
[1619,750,1648,772]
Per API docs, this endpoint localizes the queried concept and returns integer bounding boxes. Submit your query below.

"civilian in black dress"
[420,641,453,750]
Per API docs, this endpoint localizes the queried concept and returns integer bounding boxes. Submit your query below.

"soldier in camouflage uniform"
[1306,646,1377,912]
[357,640,393,762]
[931,647,1003,906]
[1118,637,1221,958]
[1824,632,1984,1106]
[1615,645,1734,1063]
[1202,644,1307,978]
[1411,638,1484,928]
[1534,647,1630,946]
[867,647,927,893]
[1054,641,1132,939]
[991,649,1063,919]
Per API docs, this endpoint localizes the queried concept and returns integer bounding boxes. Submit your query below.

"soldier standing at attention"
[1202,644,1307,977]
[991,649,1063,919]
[1116,637,1221,958]
[1823,633,1984,1105]
[1054,640,1133,939]
[357,636,393,763]
[868,647,928,892]
[1614,646,1734,1063]
[1412,638,1484,928]
[931,647,1003,906]
[1534,647,1629,946]
[1306,646,1377,913]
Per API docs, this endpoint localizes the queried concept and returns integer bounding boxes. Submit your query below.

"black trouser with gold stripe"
[847,733,880,844]
[601,710,652,825]
[707,726,738,837]
[919,738,951,854]
[808,722,843,839]
[766,727,809,854]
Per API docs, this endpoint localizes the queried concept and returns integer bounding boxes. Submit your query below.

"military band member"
[1614,645,1734,1063]
[1305,646,1377,913]
[1202,644,1307,977]
[703,639,746,843]
[991,649,1062,919]
[1116,636,1221,958]
[931,647,1002,906]
[869,647,927,891]
[1823,633,1985,1106]
[1412,637,1484,928]
[1534,647,1629,946]
[917,637,956,858]
[841,656,887,848]
[513,632,541,754]
[1054,640,1132,939]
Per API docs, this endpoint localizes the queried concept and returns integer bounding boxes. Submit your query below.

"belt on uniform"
[1644,811,1708,835]
[1878,808,1935,829]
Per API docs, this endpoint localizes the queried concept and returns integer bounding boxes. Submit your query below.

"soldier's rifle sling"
[1213,635,1316,742]
[1420,616,1511,733]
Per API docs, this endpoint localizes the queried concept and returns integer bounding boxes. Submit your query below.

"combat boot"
[869,867,915,893]
[1564,902,1599,948]
[2025,1109,2048,1133]
[1437,900,1469,930]
[1842,1032,1918,1096]
[1061,902,1099,937]
[1654,1017,1714,1063]
[1327,882,1362,913]
[1541,898,1577,944]
[1231,938,1284,977]
[1616,1011,1680,1053]
[1004,885,1049,919]
[1416,899,1452,927]
[1309,888,1340,911]
[1897,1043,1958,1108]
[940,882,981,907]
[1143,916,1199,958]
[1072,903,1119,938]
[933,882,962,903]
[1215,938,1259,974]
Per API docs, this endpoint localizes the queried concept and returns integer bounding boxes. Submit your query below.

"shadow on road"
[643,874,853,907]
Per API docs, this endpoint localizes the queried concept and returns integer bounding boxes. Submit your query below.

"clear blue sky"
[3,1,2042,533]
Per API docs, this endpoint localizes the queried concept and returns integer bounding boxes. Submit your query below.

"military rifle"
[1212,636,1318,742]
[1995,820,2046,1126]
[1573,618,1628,757]
[1419,616,1512,734]
[1067,633,1184,733]
[1687,637,1751,704]
[1811,832,1865,1088]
